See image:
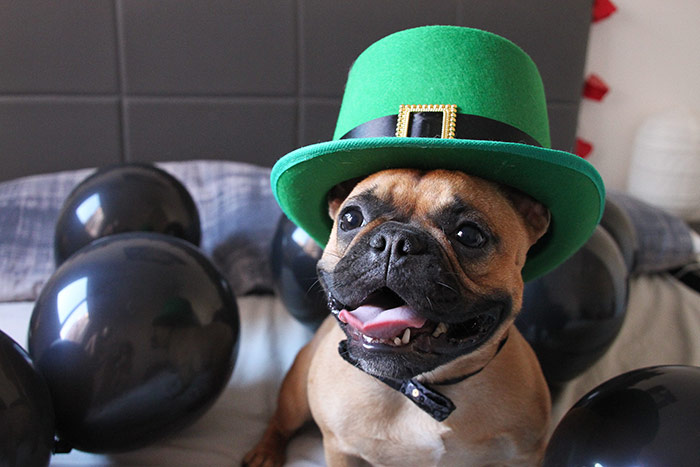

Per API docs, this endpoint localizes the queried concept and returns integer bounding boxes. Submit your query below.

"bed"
[0,160,699,466]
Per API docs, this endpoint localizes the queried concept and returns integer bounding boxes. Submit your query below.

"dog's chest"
[315,382,451,465]
[308,346,450,465]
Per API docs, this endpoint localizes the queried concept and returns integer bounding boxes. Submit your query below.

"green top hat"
[271,25,605,281]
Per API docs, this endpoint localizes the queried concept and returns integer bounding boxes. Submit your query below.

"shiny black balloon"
[600,195,638,272]
[545,365,700,467]
[0,330,55,467]
[516,227,629,384]
[29,233,239,453]
[271,215,328,330]
[54,163,201,265]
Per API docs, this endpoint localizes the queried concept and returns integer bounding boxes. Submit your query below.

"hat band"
[340,109,541,147]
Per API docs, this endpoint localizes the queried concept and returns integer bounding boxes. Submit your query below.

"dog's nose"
[369,225,425,257]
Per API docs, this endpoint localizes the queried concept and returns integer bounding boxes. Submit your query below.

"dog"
[243,168,552,466]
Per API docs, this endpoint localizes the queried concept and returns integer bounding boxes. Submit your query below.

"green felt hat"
[271,25,605,281]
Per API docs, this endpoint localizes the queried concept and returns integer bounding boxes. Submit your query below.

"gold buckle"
[395,104,457,139]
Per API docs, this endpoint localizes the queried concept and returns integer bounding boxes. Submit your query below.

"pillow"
[607,190,697,274]
[0,167,93,301]
[0,160,282,302]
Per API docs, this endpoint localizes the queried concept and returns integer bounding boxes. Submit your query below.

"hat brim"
[271,137,605,281]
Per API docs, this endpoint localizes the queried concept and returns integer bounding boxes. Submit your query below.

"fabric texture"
[270,26,605,281]
[608,190,697,273]
[0,160,282,302]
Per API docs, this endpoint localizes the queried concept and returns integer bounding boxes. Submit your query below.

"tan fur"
[243,169,551,467]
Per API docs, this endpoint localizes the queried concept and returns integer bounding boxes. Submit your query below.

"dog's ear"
[501,187,551,245]
[327,178,362,219]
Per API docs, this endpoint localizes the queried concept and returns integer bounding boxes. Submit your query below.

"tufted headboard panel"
[0,0,592,182]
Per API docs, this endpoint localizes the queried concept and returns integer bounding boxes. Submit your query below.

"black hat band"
[340,106,541,147]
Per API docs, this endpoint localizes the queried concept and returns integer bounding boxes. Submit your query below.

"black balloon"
[0,330,55,467]
[271,215,328,330]
[600,195,638,272]
[29,233,239,453]
[516,226,629,384]
[545,365,700,467]
[54,163,201,265]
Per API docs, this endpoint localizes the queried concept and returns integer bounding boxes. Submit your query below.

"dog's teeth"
[432,322,448,338]
[401,328,411,344]
[363,334,384,345]
[393,337,402,345]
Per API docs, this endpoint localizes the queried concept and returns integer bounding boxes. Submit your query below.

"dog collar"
[337,334,508,422]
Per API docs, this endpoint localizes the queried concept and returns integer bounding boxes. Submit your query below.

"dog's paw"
[241,438,286,467]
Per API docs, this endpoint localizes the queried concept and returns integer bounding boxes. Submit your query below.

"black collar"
[337,334,509,422]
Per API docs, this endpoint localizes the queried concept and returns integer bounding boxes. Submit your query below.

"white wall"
[578,0,700,190]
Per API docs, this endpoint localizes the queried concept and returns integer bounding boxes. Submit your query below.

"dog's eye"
[454,223,487,248]
[339,208,364,231]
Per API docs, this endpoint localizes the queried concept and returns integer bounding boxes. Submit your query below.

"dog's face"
[317,169,550,380]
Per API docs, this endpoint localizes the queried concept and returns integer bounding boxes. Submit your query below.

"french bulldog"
[243,168,552,466]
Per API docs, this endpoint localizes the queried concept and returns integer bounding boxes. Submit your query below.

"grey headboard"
[0,0,592,182]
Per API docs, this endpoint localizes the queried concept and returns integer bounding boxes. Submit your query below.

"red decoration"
[583,74,610,101]
[593,0,617,22]
[575,138,593,158]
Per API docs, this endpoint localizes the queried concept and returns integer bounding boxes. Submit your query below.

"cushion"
[0,160,282,302]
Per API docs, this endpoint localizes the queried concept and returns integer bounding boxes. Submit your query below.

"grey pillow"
[607,190,696,274]
[0,160,282,302]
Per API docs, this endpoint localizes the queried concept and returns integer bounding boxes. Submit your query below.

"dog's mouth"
[330,287,502,355]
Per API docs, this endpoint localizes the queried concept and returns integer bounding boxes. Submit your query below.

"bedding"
[0,160,699,465]
[1,275,699,465]
[0,160,283,302]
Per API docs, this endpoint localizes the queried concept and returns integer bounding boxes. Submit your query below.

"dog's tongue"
[339,304,427,339]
